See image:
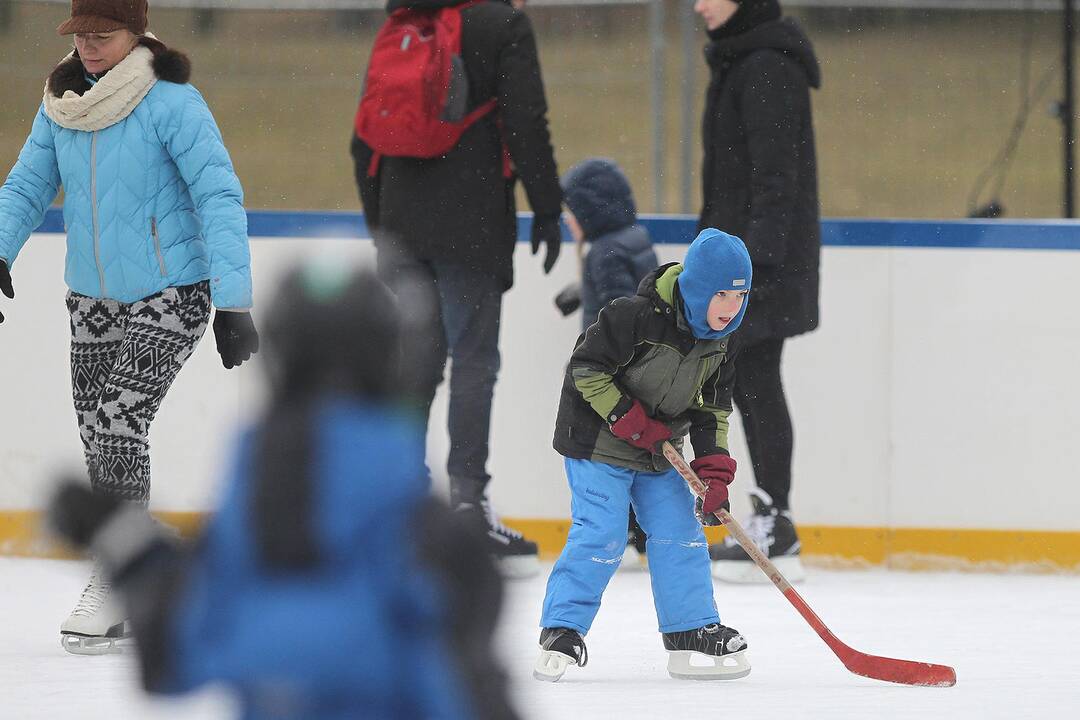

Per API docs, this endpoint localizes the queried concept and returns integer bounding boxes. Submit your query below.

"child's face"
[706,290,748,331]
[564,210,585,243]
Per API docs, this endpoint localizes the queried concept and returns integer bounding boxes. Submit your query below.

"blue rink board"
[35,208,1080,251]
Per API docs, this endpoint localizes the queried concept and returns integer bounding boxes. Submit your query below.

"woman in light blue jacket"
[0,0,259,654]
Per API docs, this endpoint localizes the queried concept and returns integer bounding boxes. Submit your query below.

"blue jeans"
[541,458,720,634]
[378,254,502,505]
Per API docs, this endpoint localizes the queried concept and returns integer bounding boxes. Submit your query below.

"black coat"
[352,0,562,291]
[699,18,821,345]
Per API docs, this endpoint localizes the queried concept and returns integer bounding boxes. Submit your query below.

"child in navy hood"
[537,229,754,683]
[554,158,659,330]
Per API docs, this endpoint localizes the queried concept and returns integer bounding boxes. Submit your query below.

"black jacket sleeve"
[738,51,811,266]
[567,297,647,422]
[350,133,381,232]
[494,11,562,221]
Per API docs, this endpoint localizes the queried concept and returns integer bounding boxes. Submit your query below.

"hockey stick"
[661,441,957,687]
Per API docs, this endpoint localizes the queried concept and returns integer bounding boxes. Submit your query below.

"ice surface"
[2,557,1078,719]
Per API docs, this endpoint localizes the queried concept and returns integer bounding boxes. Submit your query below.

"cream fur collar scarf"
[43,35,162,132]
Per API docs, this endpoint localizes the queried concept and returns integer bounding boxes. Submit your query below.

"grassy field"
[0,2,1072,219]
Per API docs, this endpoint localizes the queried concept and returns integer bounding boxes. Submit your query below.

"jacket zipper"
[91,131,106,296]
[150,217,167,276]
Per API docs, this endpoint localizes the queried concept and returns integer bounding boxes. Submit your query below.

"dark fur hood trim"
[47,36,192,98]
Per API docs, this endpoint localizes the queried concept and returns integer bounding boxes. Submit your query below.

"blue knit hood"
[676,228,753,339]
[560,158,636,239]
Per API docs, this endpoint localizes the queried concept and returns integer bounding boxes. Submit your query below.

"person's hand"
[609,399,671,454]
[694,496,723,526]
[554,282,581,316]
[530,214,562,274]
[692,454,737,515]
[0,260,14,323]
[213,310,259,369]
[47,479,166,580]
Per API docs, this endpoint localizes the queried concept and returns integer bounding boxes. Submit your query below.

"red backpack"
[354,1,503,177]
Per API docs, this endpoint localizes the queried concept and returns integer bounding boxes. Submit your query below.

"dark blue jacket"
[560,158,658,329]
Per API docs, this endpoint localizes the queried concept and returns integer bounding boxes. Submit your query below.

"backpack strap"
[367,150,382,178]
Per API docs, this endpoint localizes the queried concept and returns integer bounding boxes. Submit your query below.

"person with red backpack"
[351,0,562,579]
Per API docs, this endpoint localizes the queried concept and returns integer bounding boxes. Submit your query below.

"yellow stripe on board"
[2,511,1078,572]
[0,511,207,560]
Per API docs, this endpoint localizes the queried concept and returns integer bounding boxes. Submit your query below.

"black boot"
[663,624,750,680]
[454,499,539,580]
[709,487,805,583]
[534,627,588,682]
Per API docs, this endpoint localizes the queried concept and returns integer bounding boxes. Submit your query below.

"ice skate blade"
[712,554,805,584]
[498,554,540,580]
[60,631,131,656]
[667,649,751,681]
[533,650,576,682]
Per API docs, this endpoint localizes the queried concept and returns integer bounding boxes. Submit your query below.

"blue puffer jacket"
[561,158,658,329]
[158,400,472,720]
[0,43,251,308]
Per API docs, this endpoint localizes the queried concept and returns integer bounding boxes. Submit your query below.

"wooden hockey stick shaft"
[661,441,957,687]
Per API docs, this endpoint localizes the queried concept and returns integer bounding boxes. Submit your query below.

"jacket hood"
[561,158,637,238]
[706,17,821,89]
[47,35,191,98]
[636,262,691,338]
[707,0,780,41]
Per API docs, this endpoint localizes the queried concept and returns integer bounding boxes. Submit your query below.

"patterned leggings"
[67,282,211,503]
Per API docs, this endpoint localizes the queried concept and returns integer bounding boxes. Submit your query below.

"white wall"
[3,234,1079,532]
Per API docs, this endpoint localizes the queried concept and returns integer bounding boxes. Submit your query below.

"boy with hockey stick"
[536,228,753,682]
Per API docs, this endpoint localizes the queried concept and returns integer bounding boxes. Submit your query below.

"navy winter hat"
[676,228,752,340]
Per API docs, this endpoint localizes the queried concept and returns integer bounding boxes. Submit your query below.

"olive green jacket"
[552,262,739,472]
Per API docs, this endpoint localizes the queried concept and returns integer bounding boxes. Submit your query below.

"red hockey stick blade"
[783,587,958,687]
[659,443,958,688]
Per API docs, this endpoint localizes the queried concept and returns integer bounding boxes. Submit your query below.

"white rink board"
[1,235,1079,533]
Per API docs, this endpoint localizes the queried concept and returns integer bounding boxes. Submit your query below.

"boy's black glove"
[213,310,259,369]
[694,497,725,526]
[531,214,562,274]
[554,282,581,316]
[47,480,167,581]
[0,259,14,323]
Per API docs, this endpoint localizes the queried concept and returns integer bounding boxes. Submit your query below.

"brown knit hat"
[57,0,149,36]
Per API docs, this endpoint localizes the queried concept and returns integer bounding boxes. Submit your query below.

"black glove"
[530,214,562,275]
[554,282,581,316]
[694,496,726,527]
[0,259,14,323]
[213,310,259,369]
[47,480,166,580]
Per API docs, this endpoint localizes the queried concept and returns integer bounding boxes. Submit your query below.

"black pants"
[378,254,502,507]
[732,338,794,511]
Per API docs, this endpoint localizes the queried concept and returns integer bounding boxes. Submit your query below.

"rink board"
[2,213,1079,570]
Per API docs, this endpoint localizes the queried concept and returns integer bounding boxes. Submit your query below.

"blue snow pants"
[540,458,720,634]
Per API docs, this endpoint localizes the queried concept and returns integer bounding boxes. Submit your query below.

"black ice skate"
[455,499,540,579]
[533,627,588,682]
[663,623,750,680]
[60,563,131,655]
[709,487,805,584]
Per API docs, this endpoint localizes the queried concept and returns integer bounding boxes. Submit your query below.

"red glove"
[692,454,737,515]
[609,399,671,454]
